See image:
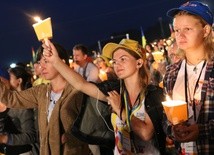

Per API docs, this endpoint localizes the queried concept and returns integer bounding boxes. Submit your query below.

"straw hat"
[102,39,144,59]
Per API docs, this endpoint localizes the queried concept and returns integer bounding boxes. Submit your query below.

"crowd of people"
[0,1,213,155]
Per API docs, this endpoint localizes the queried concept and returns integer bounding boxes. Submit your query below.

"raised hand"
[42,39,60,65]
[106,90,121,116]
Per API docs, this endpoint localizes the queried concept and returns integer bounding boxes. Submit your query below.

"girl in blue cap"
[164,1,214,155]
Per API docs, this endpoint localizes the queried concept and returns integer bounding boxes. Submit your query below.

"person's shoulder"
[88,62,98,69]
[166,60,182,69]
[145,84,165,106]
[32,82,49,89]
[146,84,163,93]
[165,60,183,75]
[8,108,34,116]
[88,62,96,67]
[33,78,49,86]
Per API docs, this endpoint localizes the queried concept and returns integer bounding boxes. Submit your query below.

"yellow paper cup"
[162,100,188,125]
[152,51,164,62]
[33,17,53,41]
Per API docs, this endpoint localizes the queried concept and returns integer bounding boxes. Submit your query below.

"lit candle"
[34,16,42,23]
[69,58,74,68]
[152,51,164,62]
[162,95,188,125]
[99,70,107,81]
[146,52,150,58]
[32,16,53,41]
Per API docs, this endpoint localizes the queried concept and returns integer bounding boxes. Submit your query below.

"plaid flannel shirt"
[163,59,214,155]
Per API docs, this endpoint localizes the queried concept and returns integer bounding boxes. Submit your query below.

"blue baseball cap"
[167,1,213,26]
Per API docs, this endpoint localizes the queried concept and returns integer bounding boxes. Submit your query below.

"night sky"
[0,0,213,68]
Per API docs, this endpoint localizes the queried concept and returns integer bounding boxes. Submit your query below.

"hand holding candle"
[162,96,188,125]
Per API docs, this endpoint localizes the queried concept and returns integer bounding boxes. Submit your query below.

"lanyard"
[123,88,143,154]
[123,89,141,131]
[184,60,206,121]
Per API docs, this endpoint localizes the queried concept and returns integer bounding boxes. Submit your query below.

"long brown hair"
[114,47,150,118]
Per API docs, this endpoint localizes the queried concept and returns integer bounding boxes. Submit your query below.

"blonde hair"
[174,11,214,60]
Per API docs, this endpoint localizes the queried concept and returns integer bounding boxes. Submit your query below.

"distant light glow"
[34,16,42,23]
[69,58,73,63]
[10,63,16,68]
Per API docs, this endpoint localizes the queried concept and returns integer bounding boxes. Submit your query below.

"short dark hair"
[73,44,88,55]
[36,43,70,66]
[8,66,32,89]
[35,46,43,63]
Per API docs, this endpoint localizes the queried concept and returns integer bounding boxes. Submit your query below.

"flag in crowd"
[141,27,147,48]
[32,47,36,63]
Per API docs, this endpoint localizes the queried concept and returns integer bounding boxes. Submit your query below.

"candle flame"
[166,95,172,101]
[99,69,106,75]
[109,60,113,65]
[99,70,107,81]
[69,58,73,63]
[34,16,42,23]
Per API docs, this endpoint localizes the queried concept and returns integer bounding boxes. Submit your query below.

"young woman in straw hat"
[164,1,214,154]
[42,38,166,155]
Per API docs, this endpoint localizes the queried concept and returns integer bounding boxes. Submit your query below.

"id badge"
[181,142,197,155]
[113,114,132,154]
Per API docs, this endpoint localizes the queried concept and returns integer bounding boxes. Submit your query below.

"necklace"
[186,59,205,74]
[193,66,197,74]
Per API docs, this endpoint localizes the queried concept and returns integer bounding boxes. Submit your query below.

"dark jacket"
[0,108,35,155]
[96,80,166,155]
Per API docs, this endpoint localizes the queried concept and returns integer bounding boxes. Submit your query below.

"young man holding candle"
[0,43,89,155]
[163,1,214,154]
